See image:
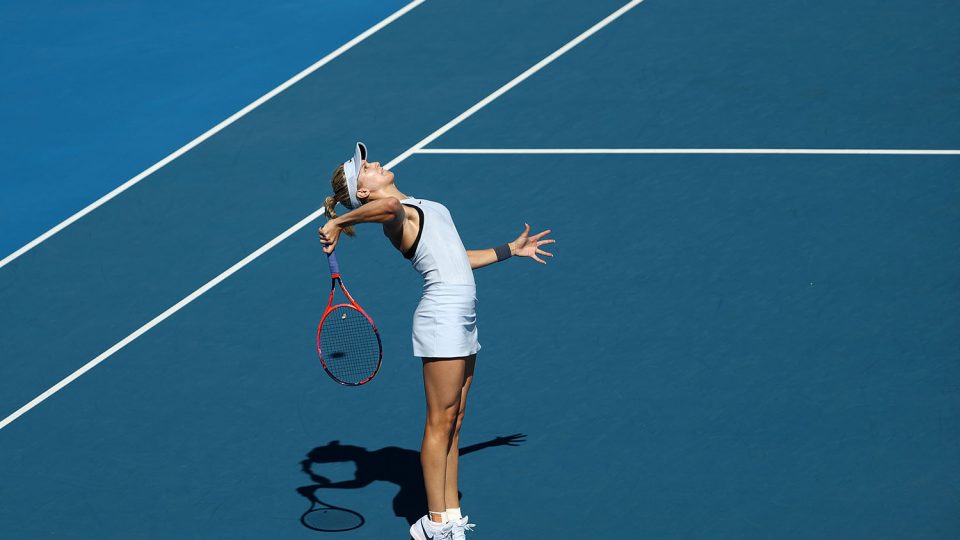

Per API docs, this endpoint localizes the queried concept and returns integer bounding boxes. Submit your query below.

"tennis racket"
[316,250,383,386]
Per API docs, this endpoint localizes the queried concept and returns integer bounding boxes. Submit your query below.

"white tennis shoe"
[451,516,476,539]
[410,515,455,540]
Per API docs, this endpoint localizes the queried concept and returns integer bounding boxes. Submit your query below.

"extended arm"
[467,223,554,269]
[467,244,516,270]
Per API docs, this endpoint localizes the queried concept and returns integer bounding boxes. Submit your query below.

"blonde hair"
[323,164,356,237]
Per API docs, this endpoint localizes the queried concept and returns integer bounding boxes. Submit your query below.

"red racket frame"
[316,253,383,386]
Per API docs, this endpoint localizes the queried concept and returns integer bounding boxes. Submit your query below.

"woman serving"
[318,142,554,540]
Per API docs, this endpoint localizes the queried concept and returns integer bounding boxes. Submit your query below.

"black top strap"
[400,204,424,259]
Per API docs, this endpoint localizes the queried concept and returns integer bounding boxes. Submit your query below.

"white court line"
[417,148,960,155]
[0,0,427,271]
[0,0,646,430]
[386,0,646,166]
[0,211,320,432]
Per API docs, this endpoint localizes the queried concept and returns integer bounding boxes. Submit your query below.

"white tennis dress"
[400,197,480,358]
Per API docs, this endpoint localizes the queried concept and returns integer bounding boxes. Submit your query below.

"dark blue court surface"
[2,1,958,538]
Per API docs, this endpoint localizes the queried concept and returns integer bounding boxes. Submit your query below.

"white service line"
[0,0,427,271]
[416,148,960,155]
[0,0,646,430]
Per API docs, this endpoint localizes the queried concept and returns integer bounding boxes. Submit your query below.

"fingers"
[324,236,339,253]
[319,235,333,252]
[536,248,553,257]
[318,222,339,251]
[531,229,552,241]
[519,223,530,237]
[318,230,337,253]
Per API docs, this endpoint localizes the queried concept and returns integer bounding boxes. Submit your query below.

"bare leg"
[444,354,476,509]
[421,357,469,520]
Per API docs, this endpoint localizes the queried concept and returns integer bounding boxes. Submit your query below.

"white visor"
[341,142,367,209]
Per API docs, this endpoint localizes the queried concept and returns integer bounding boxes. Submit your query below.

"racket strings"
[319,306,381,384]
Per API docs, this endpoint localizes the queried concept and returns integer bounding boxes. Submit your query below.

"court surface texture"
[1,1,958,538]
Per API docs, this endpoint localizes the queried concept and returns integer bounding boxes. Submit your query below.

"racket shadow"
[299,498,365,532]
[296,434,526,528]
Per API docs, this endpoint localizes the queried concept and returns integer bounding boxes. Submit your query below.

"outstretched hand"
[318,220,342,253]
[509,223,554,264]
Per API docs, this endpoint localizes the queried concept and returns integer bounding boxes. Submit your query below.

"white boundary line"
[0,0,645,430]
[417,148,960,155]
[386,0,646,166]
[0,211,320,432]
[0,0,427,271]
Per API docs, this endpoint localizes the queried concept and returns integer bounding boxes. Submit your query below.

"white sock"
[446,507,462,520]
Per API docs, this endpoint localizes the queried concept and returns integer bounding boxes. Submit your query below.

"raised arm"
[318,197,404,253]
[467,223,554,269]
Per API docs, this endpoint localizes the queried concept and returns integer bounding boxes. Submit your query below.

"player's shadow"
[296,433,526,527]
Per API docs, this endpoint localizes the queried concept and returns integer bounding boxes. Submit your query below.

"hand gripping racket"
[316,250,383,385]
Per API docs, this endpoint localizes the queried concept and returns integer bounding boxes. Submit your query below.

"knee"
[426,406,459,434]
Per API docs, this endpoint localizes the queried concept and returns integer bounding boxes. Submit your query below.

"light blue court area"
[1,1,959,539]
[0,0,410,259]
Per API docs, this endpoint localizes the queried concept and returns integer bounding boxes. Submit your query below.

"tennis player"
[318,142,554,539]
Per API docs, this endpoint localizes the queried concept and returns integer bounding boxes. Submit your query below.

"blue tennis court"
[2,1,958,538]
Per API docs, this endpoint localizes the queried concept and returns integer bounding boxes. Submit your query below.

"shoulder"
[416,198,453,218]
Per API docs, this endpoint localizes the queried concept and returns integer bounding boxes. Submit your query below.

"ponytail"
[325,165,356,237]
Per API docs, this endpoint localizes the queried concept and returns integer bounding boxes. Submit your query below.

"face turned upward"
[355,160,395,203]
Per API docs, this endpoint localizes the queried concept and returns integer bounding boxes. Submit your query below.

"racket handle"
[326,250,340,276]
